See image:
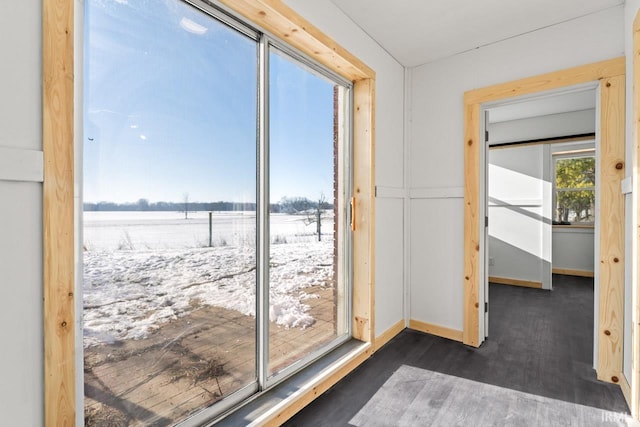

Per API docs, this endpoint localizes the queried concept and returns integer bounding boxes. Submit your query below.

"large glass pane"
[268,48,349,377]
[83,1,257,424]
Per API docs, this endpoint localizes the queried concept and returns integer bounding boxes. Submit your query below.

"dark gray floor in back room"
[284,275,631,426]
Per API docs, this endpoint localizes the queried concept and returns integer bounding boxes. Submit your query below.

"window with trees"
[553,153,595,225]
[82,0,352,424]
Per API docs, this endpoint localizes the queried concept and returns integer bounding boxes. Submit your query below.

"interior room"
[487,89,597,290]
[1,0,639,425]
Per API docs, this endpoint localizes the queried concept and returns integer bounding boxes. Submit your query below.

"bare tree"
[279,196,314,214]
[183,192,189,220]
[305,193,326,241]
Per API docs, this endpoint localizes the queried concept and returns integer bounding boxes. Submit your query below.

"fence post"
[209,211,213,247]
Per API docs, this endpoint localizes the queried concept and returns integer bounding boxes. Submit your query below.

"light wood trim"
[409,319,463,342]
[43,0,76,426]
[489,134,595,150]
[217,0,374,81]
[261,344,373,426]
[621,373,632,412]
[553,225,595,229]
[374,320,405,352]
[597,73,625,385]
[465,57,625,104]
[552,268,595,278]
[463,101,481,347]
[463,57,625,382]
[633,11,640,419]
[352,78,376,345]
[43,0,75,425]
[488,276,543,289]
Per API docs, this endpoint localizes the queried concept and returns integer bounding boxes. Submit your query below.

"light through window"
[82,0,352,424]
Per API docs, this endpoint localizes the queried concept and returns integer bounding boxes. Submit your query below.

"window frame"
[81,0,354,422]
[552,148,596,227]
[260,35,355,391]
[42,0,376,424]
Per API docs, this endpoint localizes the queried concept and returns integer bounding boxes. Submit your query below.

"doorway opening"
[483,87,597,340]
[478,87,606,400]
[462,58,626,387]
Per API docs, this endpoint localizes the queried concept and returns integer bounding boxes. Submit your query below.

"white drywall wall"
[552,228,595,272]
[409,6,624,331]
[488,109,595,145]
[410,198,463,329]
[488,145,548,285]
[0,2,43,425]
[283,0,406,336]
[0,183,42,424]
[624,0,640,385]
[375,198,405,333]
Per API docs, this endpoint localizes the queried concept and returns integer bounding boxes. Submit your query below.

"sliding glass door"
[83,1,258,424]
[83,0,351,424]
[268,47,350,381]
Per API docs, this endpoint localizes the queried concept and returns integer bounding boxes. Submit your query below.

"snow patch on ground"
[83,240,333,347]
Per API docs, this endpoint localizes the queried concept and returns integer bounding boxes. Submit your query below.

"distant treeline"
[83,197,333,213]
[84,200,256,212]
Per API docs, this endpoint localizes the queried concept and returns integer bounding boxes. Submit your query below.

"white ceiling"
[329,0,623,67]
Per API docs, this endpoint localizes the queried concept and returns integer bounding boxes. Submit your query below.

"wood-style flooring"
[284,275,630,426]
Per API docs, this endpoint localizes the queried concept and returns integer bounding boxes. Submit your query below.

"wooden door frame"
[463,58,626,387]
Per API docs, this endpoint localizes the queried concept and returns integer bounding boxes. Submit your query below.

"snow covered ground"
[83,211,335,347]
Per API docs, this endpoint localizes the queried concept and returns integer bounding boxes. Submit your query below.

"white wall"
[0,2,44,426]
[488,145,549,286]
[283,0,406,336]
[552,228,595,272]
[624,0,640,386]
[409,6,624,330]
[489,109,595,145]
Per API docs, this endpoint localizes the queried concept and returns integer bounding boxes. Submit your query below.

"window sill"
[553,224,594,229]
[212,339,372,426]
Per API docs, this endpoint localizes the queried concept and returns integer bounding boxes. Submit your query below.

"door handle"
[350,196,356,231]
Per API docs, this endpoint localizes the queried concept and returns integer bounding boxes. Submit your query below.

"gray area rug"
[350,365,634,427]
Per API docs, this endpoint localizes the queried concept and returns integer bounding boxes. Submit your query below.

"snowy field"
[83,211,335,347]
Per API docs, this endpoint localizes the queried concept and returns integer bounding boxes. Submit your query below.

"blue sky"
[85,0,336,204]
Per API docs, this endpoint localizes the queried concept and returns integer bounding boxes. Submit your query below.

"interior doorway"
[483,87,597,338]
[462,58,626,386]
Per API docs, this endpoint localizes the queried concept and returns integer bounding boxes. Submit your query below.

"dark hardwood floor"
[284,275,629,426]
